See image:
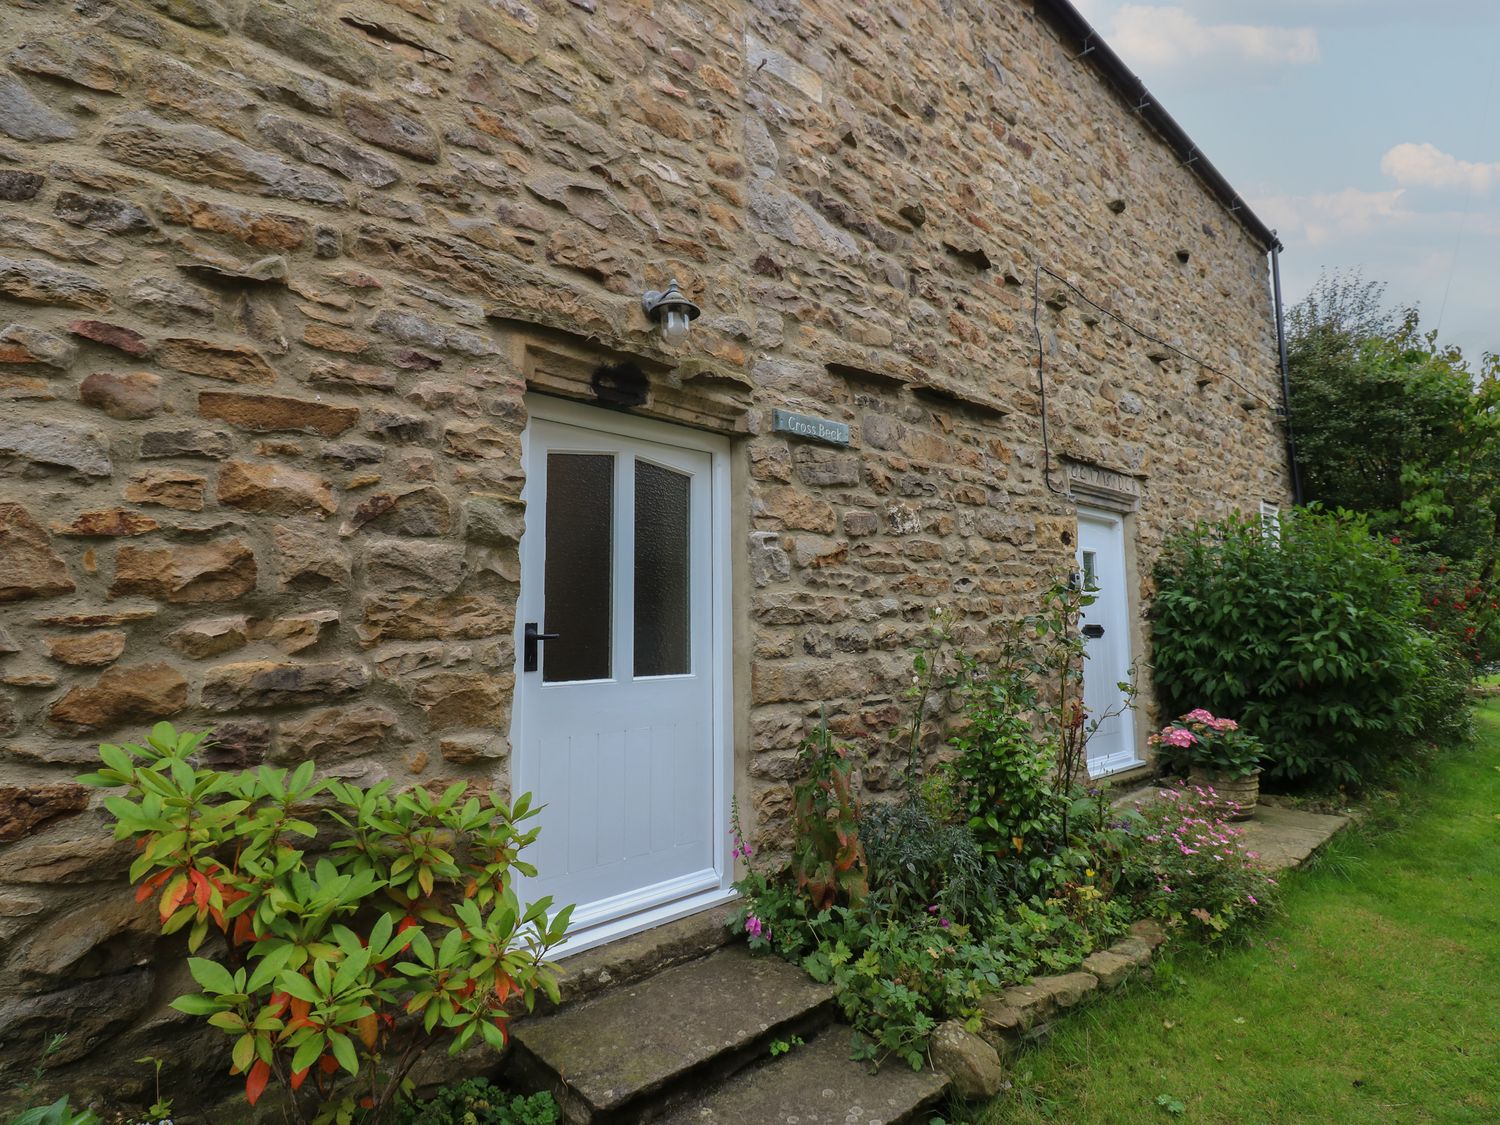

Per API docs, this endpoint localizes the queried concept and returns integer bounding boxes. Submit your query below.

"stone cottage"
[0,0,1292,1107]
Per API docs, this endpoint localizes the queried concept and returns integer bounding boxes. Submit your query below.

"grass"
[964,701,1500,1125]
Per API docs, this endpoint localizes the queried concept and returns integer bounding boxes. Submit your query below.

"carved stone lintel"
[1065,459,1142,511]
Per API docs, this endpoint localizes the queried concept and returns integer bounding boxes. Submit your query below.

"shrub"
[80,723,572,1124]
[859,797,998,925]
[388,1080,557,1125]
[1151,508,1464,787]
[1121,786,1278,939]
[789,714,867,909]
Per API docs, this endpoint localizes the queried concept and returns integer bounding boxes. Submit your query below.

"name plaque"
[772,409,850,446]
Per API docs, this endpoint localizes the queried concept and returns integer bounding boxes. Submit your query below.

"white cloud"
[1256,187,1411,247]
[1105,5,1320,69]
[1380,142,1500,194]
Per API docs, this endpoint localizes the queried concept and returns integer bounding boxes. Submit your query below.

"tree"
[1286,271,1500,661]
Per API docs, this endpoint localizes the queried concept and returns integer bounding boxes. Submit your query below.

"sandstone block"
[0,72,76,142]
[1080,949,1137,989]
[0,323,77,369]
[123,468,206,511]
[125,275,217,325]
[404,670,506,731]
[164,614,249,658]
[930,1019,1005,1100]
[0,824,134,883]
[345,485,456,537]
[200,390,359,436]
[257,112,399,187]
[443,420,512,461]
[365,538,467,593]
[277,703,404,760]
[438,732,508,764]
[9,33,126,92]
[52,509,161,537]
[17,892,155,984]
[357,594,509,644]
[0,783,92,842]
[0,503,75,602]
[111,538,257,602]
[0,970,154,1067]
[243,2,376,86]
[0,255,111,310]
[157,191,310,250]
[255,608,339,654]
[0,418,112,477]
[217,459,336,517]
[143,59,255,139]
[158,337,277,384]
[44,631,126,667]
[274,523,351,589]
[1129,918,1169,950]
[53,191,154,235]
[49,662,189,731]
[370,308,495,356]
[462,494,524,546]
[139,427,235,459]
[202,718,271,768]
[201,658,370,710]
[342,95,439,162]
[0,170,46,201]
[1032,971,1099,1010]
[69,320,150,357]
[102,111,347,205]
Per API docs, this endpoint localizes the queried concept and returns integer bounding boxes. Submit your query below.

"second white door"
[1076,508,1140,777]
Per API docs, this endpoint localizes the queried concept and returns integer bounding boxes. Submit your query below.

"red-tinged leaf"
[160,874,190,923]
[246,1059,270,1105]
[356,1013,379,1050]
[290,1065,309,1090]
[318,1052,339,1074]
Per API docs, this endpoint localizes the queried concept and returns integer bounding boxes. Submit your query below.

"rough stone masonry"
[0,0,1290,1109]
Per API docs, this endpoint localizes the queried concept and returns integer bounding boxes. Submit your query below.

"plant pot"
[1186,769,1260,821]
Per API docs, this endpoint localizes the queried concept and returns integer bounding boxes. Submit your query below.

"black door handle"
[1081,624,1105,639]
[523,622,560,672]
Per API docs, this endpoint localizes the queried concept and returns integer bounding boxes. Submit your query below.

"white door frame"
[1075,505,1142,778]
[511,394,735,956]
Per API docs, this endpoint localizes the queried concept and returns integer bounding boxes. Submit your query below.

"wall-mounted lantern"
[641,278,701,343]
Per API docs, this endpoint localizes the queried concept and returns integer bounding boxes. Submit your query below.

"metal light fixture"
[641,278,700,343]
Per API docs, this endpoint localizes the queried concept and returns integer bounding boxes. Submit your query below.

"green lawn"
[965,701,1500,1125]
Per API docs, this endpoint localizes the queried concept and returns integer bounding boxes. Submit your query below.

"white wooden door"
[1076,509,1140,777]
[513,397,731,952]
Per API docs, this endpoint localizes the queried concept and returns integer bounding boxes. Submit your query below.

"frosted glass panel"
[544,453,612,683]
[634,460,690,677]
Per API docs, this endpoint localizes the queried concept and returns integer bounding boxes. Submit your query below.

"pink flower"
[745,915,765,939]
[1185,708,1216,723]
[1247,894,1258,906]
[1163,728,1196,749]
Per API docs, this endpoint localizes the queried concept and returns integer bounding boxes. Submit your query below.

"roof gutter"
[1033,0,1283,253]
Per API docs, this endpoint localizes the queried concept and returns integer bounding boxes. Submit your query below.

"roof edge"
[1033,0,1283,253]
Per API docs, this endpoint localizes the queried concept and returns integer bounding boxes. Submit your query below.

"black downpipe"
[1270,242,1304,506]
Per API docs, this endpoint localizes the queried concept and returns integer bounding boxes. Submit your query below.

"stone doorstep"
[659,1027,949,1125]
[541,903,739,1013]
[505,945,838,1125]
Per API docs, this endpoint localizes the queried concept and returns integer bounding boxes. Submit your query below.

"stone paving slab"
[659,1029,948,1125]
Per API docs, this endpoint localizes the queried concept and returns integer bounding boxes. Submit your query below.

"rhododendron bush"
[81,722,572,1125]
[1121,786,1277,939]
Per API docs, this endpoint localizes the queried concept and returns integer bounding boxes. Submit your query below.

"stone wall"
[0,0,1289,1110]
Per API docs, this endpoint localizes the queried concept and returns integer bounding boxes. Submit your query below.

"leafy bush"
[388,1080,557,1125]
[1149,710,1263,779]
[80,723,572,1124]
[1121,787,1277,939]
[1151,508,1464,787]
[859,797,997,924]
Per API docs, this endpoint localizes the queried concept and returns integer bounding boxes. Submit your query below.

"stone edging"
[929,918,1169,1100]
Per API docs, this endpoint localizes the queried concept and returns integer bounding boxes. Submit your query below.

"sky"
[1070,0,1500,364]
